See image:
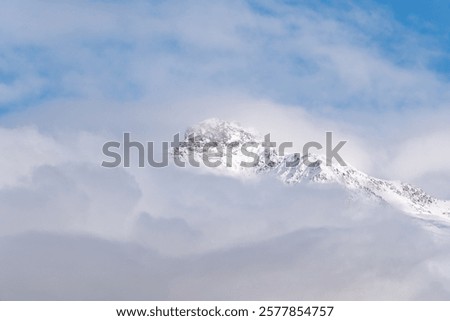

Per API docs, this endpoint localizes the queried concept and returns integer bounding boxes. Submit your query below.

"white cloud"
[0,126,64,187]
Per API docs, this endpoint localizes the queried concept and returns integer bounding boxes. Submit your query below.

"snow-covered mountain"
[176,118,450,218]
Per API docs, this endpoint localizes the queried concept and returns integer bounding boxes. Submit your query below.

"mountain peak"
[185,118,260,144]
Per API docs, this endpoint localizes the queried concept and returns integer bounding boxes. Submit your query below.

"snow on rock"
[176,119,450,218]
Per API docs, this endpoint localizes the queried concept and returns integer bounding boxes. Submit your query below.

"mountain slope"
[176,118,450,218]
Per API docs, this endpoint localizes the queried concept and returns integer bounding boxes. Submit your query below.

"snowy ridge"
[178,119,450,218]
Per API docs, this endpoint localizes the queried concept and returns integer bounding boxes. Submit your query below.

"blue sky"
[376,0,450,74]
[378,0,450,35]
